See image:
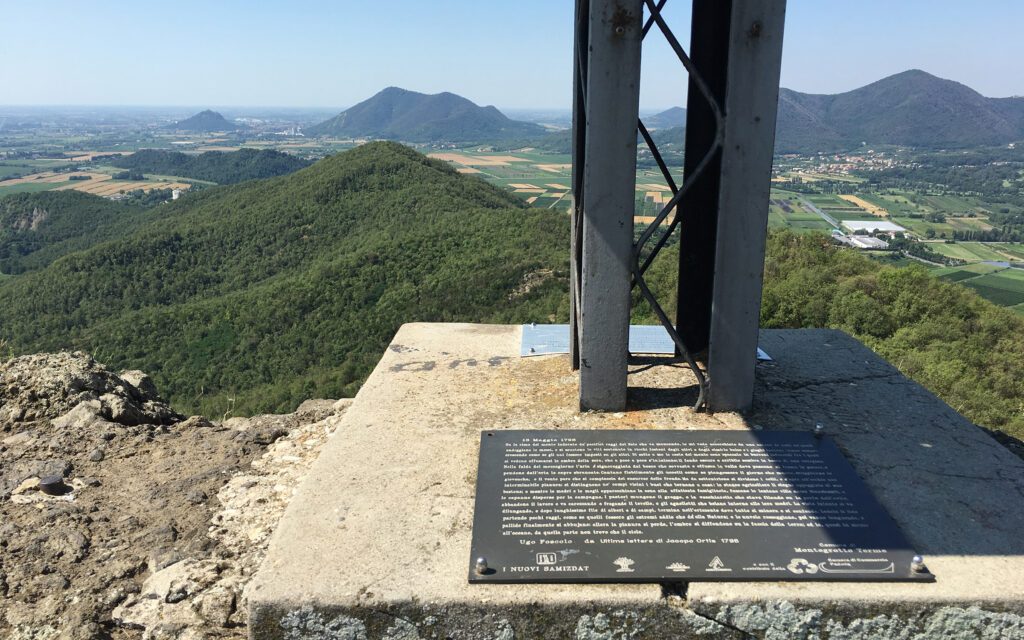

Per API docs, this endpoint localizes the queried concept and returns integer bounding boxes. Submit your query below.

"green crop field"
[764,191,836,233]
[0,163,35,179]
[946,217,994,232]
[781,211,832,231]
[806,194,849,207]
[933,262,1003,277]
[988,243,1024,261]
[926,242,1008,262]
[862,192,921,216]
[922,194,984,214]
[892,216,956,237]
[935,269,985,283]
[0,181,72,196]
[963,280,1024,307]
[924,262,1024,312]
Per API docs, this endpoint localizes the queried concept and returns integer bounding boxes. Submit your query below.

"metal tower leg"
[575,0,643,411]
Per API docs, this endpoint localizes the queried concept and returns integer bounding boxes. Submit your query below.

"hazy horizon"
[2,0,1023,110]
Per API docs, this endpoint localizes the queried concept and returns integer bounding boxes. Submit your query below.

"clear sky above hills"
[2,0,1021,109]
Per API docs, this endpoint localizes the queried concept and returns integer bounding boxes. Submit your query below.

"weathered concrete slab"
[249,324,1024,639]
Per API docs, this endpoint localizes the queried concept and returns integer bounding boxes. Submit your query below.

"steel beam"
[577,0,643,411]
[569,0,589,372]
[706,0,787,411]
[674,0,731,359]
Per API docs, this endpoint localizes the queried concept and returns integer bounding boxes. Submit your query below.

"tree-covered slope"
[635,231,1024,439]
[759,232,1024,438]
[0,142,569,415]
[0,191,158,274]
[111,148,311,184]
[306,87,546,142]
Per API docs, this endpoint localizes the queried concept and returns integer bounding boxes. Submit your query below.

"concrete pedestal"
[248,324,1024,639]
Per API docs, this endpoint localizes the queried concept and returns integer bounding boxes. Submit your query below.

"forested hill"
[111,148,311,184]
[306,87,546,142]
[775,69,1024,152]
[645,106,687,129]
[0,142,569,416]
[168,109,240,132]
[0,191,156,274]
[3,145,1022,441]
[636,232,1024,440]
[759,233,1024,439]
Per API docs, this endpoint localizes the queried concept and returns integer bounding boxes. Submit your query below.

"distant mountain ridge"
[169,110,240,132]
[775,69,1024,152]
[626,71,1024,152]
[645,106,686,129]
[306,87,546,142]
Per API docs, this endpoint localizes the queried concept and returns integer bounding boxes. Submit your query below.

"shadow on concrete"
[743,329,1024,558]
[627,383,702,410]
[626,356,703,409]
[622,330,1024,559]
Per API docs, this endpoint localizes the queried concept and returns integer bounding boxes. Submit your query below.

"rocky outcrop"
[111,398,352,638]
[0,351,351,640]
[0,352,182,428]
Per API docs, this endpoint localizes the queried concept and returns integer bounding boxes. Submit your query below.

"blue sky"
[1,0,1022,109]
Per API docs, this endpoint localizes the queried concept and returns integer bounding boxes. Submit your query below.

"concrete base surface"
[248,324,1024,639]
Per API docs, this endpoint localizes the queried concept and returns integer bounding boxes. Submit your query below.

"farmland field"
[921,194,985,214]
[0,163,35,179]
[925,242,1009,262]
[838,194,888,216]
[989,243,1024,261]
[962,279,1024,306]
[0,169,191,198]
[860,193,920,216]
[892,216,956,236]
[0,181,72,196]
[924,263,1024,312]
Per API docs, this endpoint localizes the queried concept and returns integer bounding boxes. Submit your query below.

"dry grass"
[534,163,571,173]
[428,153,508,166]
[482,155,530,163]
[635,215,672,226]
[839,194,888,217]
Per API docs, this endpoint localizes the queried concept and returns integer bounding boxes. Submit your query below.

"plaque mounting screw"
[814,423,824,438]
[911,555,926,573]
[475,557,489,575]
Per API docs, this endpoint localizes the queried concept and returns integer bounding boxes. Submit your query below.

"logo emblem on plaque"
[613,557,635,573]
[787,558,820,574]
[536,553,558,566]
[666,563,690,573]
[706,556,732,572]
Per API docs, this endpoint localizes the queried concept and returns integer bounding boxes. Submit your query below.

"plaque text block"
[469,430,932,583]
